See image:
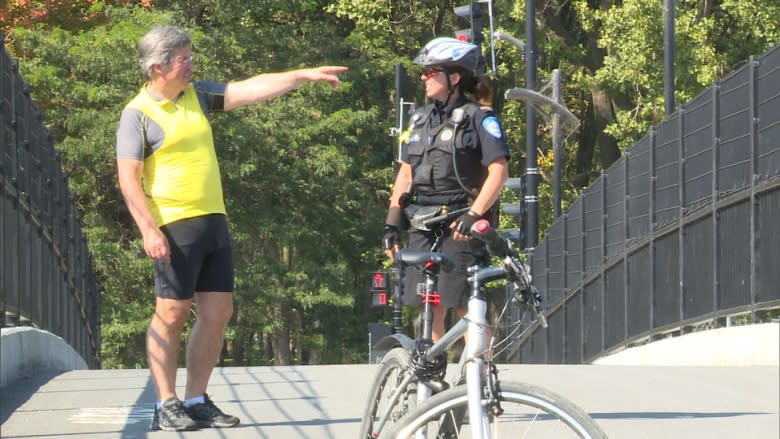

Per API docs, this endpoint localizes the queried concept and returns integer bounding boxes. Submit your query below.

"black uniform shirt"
[403,96,510,205]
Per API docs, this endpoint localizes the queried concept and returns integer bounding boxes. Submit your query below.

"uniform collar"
[434,95,467,113]
[431,95,470,124]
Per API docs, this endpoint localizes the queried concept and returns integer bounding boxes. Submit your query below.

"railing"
[0,38,100,369]
[510,44,780,364]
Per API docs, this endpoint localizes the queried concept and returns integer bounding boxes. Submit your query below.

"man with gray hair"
[116,25,347,431]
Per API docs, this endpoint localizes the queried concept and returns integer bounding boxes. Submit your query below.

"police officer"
[383,37,510,341]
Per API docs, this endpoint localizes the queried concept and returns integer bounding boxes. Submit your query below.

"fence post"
[622,151,630,345]
[600,171,610,343]
[649,128,657,332]
[712,83,721,326]
[678,106,686,329]
[749,56,759,323]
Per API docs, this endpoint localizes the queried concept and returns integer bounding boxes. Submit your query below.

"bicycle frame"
[422,264,507,439]
[379,263,508,439]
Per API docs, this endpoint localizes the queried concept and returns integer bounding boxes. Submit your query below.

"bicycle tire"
[379,380,608,439]
[359,347,418,439]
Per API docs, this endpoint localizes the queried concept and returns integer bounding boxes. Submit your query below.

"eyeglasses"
[421,68,444,80]
[171,55,194,65]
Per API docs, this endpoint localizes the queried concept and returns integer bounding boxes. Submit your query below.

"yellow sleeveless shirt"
[126,84,226,226]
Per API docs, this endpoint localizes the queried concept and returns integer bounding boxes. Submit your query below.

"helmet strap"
[443,69,459,106]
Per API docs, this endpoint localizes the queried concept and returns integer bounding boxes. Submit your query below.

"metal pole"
[394,64,404,170]
[392,267,404,333]
[395,64,403,129]
[485,0,497,74]
[664,0,675,115]
[552,69,562,218]
[525,0,538,254]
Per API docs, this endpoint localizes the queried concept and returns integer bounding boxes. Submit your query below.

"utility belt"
[404,202,470,232]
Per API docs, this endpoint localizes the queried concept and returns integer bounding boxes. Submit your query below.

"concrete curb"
[1,326,87,388]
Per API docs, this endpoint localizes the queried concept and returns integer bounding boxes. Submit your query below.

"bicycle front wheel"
[359,347,418,439]
[380,381,607,439]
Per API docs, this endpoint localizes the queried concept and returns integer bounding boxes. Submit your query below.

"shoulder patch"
[482,116,503,139]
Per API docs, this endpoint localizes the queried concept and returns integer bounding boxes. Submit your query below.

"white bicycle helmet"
[412,37,483,72]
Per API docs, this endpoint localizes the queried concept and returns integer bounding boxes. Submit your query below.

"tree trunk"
[271,303,292,365]
[591,86,621,169]
[263,332,273,361]
[575,91,597,188]
[231,328,246,366]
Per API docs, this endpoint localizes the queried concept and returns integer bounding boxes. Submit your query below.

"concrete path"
[1,363,777,439]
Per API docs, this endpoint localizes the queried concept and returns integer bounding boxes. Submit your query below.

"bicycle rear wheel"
[380,381,607,439]
[359,347,418,439]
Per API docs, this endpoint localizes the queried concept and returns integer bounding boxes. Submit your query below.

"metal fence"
[1,39,100,369]
[510,44,780,364]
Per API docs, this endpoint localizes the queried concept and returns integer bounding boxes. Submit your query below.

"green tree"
[9,3,391,367]
[7,0,779,368]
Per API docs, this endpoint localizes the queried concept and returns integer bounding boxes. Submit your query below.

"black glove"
[453,211,481,236]
[383,224,401,251]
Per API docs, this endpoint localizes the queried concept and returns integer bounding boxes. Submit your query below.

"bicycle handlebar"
[470,219,548,328]
[470,219,528,287]
[470,219,516,259]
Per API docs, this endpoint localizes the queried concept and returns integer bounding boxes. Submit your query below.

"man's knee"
[195,293,233,324]
[153,298,192,328]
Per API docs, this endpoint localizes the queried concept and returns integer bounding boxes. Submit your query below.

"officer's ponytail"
[456,69,495,111]
[475,75,495,110]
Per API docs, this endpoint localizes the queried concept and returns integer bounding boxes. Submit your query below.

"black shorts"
[154,214,234,300]
[402,228,489,308]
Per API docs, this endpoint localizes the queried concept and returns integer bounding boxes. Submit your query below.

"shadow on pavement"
[0,371,61,425]
[591,411,772,420]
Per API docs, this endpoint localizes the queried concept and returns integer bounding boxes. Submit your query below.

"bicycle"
[360,208,467,438]
[361,218,607,439]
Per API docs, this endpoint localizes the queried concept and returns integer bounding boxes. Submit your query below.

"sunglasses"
[421,68,445,80]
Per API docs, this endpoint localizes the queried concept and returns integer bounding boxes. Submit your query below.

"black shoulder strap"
[449,102,482,198]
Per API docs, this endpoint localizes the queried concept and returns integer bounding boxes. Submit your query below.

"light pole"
[496,32,580,238]
[525,0,538,257]
[664,0,675,116]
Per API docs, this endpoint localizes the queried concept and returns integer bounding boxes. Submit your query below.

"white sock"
[183,395,205,408]
[157,397,177,410]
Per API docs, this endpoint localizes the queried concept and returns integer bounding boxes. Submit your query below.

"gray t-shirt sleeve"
[116,107,146,160]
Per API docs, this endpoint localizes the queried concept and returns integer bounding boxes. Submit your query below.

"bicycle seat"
[396,249,455,273]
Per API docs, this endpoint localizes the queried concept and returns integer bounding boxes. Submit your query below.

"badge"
[439,128,454,142]
[482,116,503,139]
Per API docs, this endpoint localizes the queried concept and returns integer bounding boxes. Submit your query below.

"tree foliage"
[4,0,778,367]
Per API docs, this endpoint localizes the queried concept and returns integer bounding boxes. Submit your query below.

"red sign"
[372,291,387,306]
[371,271,387,290]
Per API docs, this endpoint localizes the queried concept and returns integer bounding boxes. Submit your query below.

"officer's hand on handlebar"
[451,211,481,241]
[383,224,402,259]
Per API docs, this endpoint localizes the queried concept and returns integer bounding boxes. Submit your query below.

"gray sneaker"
[185,393,240,428]
[151,398,198,431]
